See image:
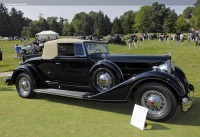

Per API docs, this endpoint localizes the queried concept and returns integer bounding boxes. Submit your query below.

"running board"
[34,89,92,99]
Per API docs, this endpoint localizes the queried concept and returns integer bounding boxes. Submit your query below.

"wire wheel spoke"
[141,90,167,115]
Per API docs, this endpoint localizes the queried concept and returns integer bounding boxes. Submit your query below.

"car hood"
[89,53,171,64]
[106,54,171,63]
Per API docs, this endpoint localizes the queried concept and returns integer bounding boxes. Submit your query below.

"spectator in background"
[139,36,143,45]
[167,36,170,44]
[172,34,175,41]
[128,38,132,50]
[133,36,138,47]
[14,44,21,59]
[180,33,184,45]
[175,34,179,45]
[188,34,192,42]
[195,35,199,47]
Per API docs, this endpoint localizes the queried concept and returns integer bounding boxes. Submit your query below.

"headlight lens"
[153,60,175,74]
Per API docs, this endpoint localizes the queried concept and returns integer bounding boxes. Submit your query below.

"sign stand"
[130,104,148,130]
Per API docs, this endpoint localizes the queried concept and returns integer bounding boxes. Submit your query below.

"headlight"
[159,63,171,73]
[153,60,175,74]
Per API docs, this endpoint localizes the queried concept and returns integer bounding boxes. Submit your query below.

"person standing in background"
[133,35,138,47]
[195,34,199,47]
[128,38,132,50]
[14,44,21,59]
[180,33,184,45]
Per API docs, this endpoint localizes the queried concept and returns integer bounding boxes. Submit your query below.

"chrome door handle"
[55,62,60,65]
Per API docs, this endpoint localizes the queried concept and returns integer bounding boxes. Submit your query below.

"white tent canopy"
[35,30,59,41]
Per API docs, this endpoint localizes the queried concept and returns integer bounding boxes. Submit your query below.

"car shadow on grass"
[34,93,200,126]
[35,93,134,116]
[166,97,200,126]
[0,86,16,92]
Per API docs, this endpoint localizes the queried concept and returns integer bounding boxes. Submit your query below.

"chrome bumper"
[4,74,12,84]
[182,97,194,112]
[182,84,194,112]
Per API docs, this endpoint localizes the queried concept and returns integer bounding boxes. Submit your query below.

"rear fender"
[8,64,42,88]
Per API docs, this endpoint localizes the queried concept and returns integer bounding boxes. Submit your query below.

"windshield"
[84,43,109,54]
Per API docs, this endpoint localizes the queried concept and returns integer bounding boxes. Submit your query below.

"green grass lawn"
[0,39,200,137]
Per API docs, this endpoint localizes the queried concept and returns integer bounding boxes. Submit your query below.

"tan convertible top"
[42,38,100,59]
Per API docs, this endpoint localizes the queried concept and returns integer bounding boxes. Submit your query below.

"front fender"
[130,71,186,96]
[7,64,42,87]
[90,71,185,101]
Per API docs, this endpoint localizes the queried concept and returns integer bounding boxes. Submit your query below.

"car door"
[55,43,88,83]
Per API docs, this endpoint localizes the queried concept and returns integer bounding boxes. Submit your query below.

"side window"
[74,43,85,56]
[58,43,74,56]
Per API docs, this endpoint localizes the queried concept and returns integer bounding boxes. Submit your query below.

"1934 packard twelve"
[4,39,194,121]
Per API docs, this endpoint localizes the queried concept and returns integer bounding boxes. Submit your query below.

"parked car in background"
[148,33,158,39]
[4,38,194,122]
[19,42,42,56]
[87,34,104,41]
[76,34,86,40]
[107,34,126,45]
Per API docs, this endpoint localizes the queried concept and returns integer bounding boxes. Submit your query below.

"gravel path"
[0,72,13,77]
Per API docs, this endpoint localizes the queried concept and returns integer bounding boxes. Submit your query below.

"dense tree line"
[1,1,200,37]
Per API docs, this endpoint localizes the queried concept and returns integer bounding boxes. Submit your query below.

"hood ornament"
[168,51,175,56]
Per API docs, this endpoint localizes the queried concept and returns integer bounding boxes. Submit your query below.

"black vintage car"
[107,34,126,45]
[4,38,194,121]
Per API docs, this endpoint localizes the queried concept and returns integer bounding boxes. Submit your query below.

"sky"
[3,0,195,22]
[5,5,189,22]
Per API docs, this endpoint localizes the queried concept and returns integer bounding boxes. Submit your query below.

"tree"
[9,8,25,36]
[93,11,110,36]
[192,6,200,29]
[120,10,136,34]
[47,17,60,33]
[194,0,200,8]
[176,16,190,32]
[62,21,70,36]
[111,17,123,35]
[183,7,194,19]
[104,15,112,35]
[21,17,32,37]
[162,9,177,33]
[89,11,112,36]
[0,3,11,36]
[133,6,151,32]
[58,17,65,35]
[68,23,75,36]
[149,2,169,32]
[72,12,90,35]
[38,17,49,31]
[24,21,41,37]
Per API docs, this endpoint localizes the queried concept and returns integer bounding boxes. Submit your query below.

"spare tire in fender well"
[89,60,124,82]
[89,60,124,93]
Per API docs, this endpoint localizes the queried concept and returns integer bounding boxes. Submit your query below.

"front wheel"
[16,73,35,98]
[133,82,177,121]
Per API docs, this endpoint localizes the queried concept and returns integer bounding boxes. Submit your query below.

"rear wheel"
[16,73,35,98]
[133,82,177,121]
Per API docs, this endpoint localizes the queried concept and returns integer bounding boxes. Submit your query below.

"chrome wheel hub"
[141,90,167,115]
[19,77,31,95]
[97,71,113,90]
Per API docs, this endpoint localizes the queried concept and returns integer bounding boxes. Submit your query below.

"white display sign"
[130,104,148,130]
